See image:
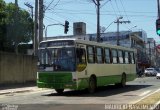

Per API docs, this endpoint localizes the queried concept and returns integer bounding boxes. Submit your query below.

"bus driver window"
[76,48,86,64]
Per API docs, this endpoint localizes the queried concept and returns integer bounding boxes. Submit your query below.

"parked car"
[144,68,157,76]
[156,70,160,79]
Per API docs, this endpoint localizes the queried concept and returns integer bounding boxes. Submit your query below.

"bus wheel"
[120,74,126,87]
[88,76,97,93]
[55,89,64,94]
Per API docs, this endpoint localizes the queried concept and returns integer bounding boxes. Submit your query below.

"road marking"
[139,90,151,96]
[130,88,160,104]
[149,100,160,110]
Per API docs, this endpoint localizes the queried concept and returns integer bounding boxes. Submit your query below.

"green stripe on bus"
[37,72,136,90]
[37,72,76,89]
[77,74,136,89]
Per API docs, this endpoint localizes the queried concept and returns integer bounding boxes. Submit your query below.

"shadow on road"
[42,84,152,97]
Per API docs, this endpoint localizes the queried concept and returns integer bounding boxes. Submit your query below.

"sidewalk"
[0,83,38,95]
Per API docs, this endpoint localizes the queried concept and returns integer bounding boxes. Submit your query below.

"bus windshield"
[38,47,76,71]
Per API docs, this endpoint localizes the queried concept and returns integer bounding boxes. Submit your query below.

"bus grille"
[38,72,72,83]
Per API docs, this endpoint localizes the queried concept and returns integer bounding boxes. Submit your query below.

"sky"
[5,0,160,44]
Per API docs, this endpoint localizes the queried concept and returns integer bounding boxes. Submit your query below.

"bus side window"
[110,49,113,63]
[125,51,129,64]
[128,52,131,64]
[118,50,123,64]
[76,48,86,64]
[87,46,95,63]
[133,53,135,64]
[104,48,110,64]
[130,52,135,64]
[96,47,103,63]
[112,49,118,64]
[122,51,125,64]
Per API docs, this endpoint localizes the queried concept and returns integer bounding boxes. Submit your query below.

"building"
[146,38,156,67]
[87,30,149,70]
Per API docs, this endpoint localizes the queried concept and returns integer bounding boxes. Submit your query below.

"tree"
[0,0,7,51]
[5,3,33,54]
[0,1,33,53]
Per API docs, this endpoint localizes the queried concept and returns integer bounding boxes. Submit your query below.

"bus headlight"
[37,61,40,66]
[37,72,39,80]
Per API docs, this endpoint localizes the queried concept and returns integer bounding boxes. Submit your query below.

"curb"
[0,87,39,95]
[0,89,33,95]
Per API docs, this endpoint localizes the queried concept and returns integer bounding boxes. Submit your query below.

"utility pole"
[14,0,19,54]
[15,0,18,7]
[158,0,160,18]
[34,0,38,56]
[39,0,44,43]
[92,0,102,42]
[114,17,130,45]
[97,0,100,42]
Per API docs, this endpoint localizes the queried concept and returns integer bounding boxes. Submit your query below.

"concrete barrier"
[0,52,37,84]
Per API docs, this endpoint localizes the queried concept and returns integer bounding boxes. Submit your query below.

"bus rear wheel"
[55,89,64,94]
[88,76,97,93]
[115,74,126,87]
[120,74,126,87]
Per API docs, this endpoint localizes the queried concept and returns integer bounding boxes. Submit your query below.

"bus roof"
[40,38,136,52]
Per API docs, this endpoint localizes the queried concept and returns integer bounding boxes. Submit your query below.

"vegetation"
[0,0,33,54]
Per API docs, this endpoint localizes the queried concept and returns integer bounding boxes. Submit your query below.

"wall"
[0,52,37,84]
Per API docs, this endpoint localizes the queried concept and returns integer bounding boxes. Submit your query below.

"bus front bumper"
[37,81,77,89]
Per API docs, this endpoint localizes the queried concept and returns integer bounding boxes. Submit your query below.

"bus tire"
[88,76,97,93]
[55,89,64,94]
[120,73,126,87]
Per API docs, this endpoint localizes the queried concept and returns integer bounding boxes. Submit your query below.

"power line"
[47,8,157,14]
[44,0,55,11]
[50,0,61,10]
[100,0,111,8]
[54,12,96,31]
[44,2,96,31]
[114,0,122,16]
[45,15,63,24]
[110,0,118,18]
[47,10,157,18]
[120,0,129,21]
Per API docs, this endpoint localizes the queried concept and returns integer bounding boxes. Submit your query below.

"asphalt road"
[0,77,160,110]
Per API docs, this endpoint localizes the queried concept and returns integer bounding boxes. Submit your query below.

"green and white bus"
[37,38,137,94]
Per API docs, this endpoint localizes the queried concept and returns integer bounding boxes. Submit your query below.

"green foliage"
[0,0,33,53]
[0,0,6,51]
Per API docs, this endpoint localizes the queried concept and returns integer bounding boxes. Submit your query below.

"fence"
[0,52,37,84]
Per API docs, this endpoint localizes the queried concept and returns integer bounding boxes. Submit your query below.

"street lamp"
[128,25,137,31]
[45,23,64,40]
[102,17,130,33]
